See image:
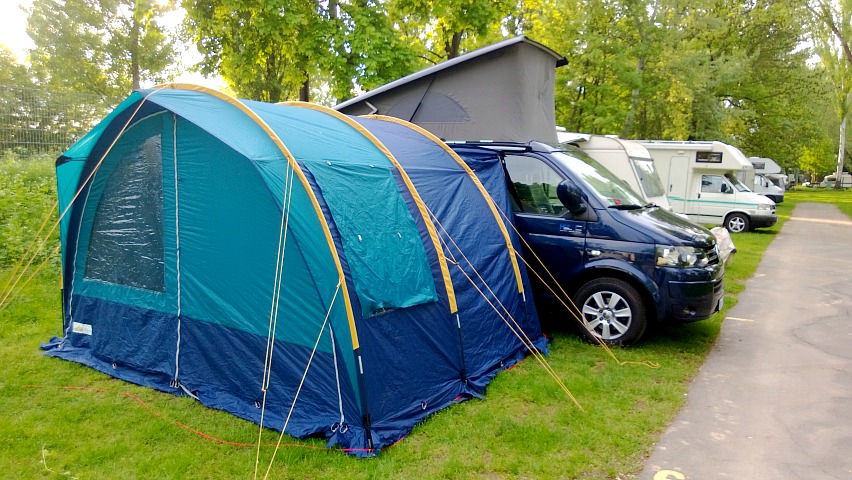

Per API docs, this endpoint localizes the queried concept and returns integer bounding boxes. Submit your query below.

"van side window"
[504,154,565,216]
[700,175,732,194]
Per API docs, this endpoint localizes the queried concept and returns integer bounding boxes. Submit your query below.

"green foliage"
[0,48,33,90]
[388,0,517,61]
[184,0,419,103]
[0,154,59,270]
[525,0,834,173]
[27,0,177,96]
[184,0,324,102]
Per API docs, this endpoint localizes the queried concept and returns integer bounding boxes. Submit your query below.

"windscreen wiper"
[607,204,643,210]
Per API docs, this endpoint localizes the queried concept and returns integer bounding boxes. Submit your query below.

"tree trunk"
[622,56,645,138]
[446,32,463,59]
[130,0,140,90]
[300,74,310,102]
[836,114,847,189]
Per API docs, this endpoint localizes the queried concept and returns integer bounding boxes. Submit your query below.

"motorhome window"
[696,152,723,163]
[700,175,731,194]
[725,173,751,192]
[631,158,665,197]
[550,148,645,208]
[504,154,566,216]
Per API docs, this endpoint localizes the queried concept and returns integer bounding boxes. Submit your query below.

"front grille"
[706,246,720,265]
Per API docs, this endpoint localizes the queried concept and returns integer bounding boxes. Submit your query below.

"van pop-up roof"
[335,36,566,143]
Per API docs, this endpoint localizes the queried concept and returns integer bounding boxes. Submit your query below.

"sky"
[0,0,34,62]
[0,0,224,89]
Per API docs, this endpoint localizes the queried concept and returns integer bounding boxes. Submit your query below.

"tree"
[808,0,852,188]
[731,1,831,171]
[184,0,322,102]
[388,0,517,63]
[184,0,419,103]
[322,0,421,101]
[0,47,37,153]
[27,0,177,97]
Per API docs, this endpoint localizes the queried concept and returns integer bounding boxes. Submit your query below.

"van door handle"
[588,249,601,257]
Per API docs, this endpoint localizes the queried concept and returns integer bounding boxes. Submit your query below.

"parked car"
[449,140,725,345]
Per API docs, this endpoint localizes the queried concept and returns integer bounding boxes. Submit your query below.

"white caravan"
[639,141,777,232]
[557,132,671,210]
[820,172,852,188]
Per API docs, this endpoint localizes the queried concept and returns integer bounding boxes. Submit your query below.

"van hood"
[617,206,716,248]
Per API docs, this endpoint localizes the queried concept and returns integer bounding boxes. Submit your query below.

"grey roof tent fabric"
[335,36,566,143]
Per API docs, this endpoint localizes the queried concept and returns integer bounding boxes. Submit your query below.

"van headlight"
[757,203,772,211]
[656,245,709,267]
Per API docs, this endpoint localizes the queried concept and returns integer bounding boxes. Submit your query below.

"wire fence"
[0,86,121,158]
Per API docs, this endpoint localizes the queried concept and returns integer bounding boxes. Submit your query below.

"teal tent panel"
[246,102,438,317]
[140,89,281,164]
[171,117,342,353]
[245,102,393,168]
[56,160,85,256]
[307,161,437,317]
[142,90,346,317]
[249,157,362,398]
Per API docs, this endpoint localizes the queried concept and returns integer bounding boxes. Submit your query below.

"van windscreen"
[552,148,645,208]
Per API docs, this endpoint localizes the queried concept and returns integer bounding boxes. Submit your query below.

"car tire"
[725,213,750,233]
[573,277,646,346]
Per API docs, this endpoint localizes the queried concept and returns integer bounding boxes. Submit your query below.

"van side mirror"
[557,180,587,215]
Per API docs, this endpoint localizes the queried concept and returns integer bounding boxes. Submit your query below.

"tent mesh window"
[84,132,165,291]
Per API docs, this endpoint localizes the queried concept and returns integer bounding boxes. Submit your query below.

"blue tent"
[45,85,545,455]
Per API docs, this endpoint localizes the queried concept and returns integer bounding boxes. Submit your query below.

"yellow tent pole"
[366,115,525,295]
[282,101,459,314]
[154,84,360,349]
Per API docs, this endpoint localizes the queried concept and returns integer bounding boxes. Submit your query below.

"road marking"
[788,217,852,227]
[654,469,686,480]
[726,316,754,322]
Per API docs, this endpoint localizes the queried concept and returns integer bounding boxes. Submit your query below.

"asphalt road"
[640,202,852,480]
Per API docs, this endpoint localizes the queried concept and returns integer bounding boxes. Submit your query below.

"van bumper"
[658,265,725,323]
[750,212,777,229]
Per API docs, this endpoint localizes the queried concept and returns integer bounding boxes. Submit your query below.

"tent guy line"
[260,282,342,480]
[426,207,581,408]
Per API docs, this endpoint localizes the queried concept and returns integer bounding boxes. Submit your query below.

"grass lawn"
[2,158,849,479]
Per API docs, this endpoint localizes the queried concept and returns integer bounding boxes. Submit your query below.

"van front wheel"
[725,213,750,233]
[574,278,646,346]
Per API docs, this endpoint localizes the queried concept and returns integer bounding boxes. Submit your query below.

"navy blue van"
[450,141,725,345]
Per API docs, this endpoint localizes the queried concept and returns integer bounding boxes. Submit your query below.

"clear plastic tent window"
[85,131,165,292]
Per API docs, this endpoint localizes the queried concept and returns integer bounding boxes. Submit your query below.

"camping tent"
[45,85,545,454]
[335,36,566,143]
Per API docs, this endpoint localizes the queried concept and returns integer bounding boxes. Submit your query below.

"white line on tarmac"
[726,316,754,322]
[788,217,852,227]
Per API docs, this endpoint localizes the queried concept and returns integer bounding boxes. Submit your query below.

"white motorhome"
[749,157,785,203]
[752,173,785,203]
[639,141,777,232]
[557,132,671,210]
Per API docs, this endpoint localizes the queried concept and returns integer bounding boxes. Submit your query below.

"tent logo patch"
[72,322,92,336]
